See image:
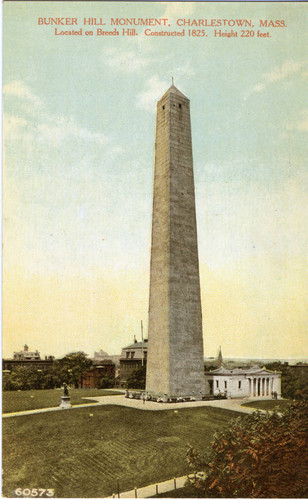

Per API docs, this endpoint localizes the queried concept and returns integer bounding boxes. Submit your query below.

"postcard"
[2,1,308,498]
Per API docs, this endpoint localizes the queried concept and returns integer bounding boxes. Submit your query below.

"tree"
[97,376,115,389]
[187,400,308,498]
[41,369,61,389]
[3,366,62,391]
[2,372,14,391]
[55,352,93,388]
[265,362,308,399]
[8,367,33,391]
[126,365,146,389]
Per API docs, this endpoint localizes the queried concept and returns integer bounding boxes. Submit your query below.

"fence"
[110,472,202,498]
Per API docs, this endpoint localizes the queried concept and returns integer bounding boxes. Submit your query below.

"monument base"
[145,391,205,403]
[60,396,71,409]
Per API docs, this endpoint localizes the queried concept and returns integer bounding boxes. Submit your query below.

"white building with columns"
[204,366,281,399]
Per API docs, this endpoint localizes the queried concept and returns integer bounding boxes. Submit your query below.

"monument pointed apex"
[159,84,188,102]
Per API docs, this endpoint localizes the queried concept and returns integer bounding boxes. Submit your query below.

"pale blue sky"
[3,2,308,359]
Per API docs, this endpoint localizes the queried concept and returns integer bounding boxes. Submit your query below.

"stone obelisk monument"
[146,84,205,399]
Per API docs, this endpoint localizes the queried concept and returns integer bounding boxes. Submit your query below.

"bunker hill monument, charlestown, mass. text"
[146,84,205,399]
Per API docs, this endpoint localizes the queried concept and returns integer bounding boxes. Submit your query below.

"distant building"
[204,346,224,370]
[93,349,110,360]
[81,359,115,389]
[93,349,120,377]
[3,345,55,372]
[13,344,40,360]
[205,365,281,399]
[119,337,148,386]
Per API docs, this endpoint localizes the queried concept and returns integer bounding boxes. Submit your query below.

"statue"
[60,382,71,409]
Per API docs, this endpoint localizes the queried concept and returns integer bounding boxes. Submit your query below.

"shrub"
[97,376,115,389]
[126,366,146,389]
[187,400,308,498]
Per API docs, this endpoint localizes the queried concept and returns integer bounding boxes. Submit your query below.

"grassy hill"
[3,405,240,498]
[2,388,122,413]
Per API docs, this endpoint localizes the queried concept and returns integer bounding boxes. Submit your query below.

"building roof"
[93,349,109,358]
[206,365,281,376]
[123,341,148,350]
[92,359,114,366]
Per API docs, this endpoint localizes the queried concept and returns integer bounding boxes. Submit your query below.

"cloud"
[252,83,266,93]
[136,75,169,112]
[296,119,308,131]
[170,61,195,81]
[38,117,109,147]
[4,113,110,147]
[104,47,148,72]
[287,110,308,132]
[3,81,110,147]
[263,60,303,83]
[251,60,306,93]
[3,116,27,139]
[3,80,42,107]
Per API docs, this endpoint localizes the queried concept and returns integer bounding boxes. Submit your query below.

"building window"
[179,103,182,109]
[216,380,219,388]
[238,381,241,389]
[131,352,135,359]
[162,105,165,110]
[126,352,129,358]
[224,381,227,389]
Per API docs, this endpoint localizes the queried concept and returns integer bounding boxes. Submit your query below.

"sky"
[3,1,308,360]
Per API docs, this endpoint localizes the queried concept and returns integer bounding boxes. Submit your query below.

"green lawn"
[241,399,292,412]
[2,389,122,413]
[2,405,240,498]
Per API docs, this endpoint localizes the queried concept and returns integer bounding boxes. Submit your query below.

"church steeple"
[218,346,223,367]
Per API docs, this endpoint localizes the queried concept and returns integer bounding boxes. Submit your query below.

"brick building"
[81,359,115,388]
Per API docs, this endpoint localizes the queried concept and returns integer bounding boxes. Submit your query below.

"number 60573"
[14,488,54,497]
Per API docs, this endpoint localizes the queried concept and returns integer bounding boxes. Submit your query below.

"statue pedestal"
[60,396,71,409]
